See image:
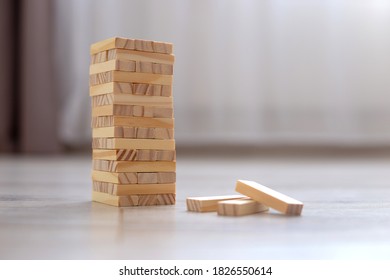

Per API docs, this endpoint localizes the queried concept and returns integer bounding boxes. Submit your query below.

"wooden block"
[89,60,173,75]
[92,170,138,184]
[186,195,246,212]
[92,191,176,207]
[92,105,173,118]
[92,181,176,195]
[92,170,175,184]
[217,198,269,216]
[235,180,304,215]
[91,50,108,64]
[92,149,176,161]
[92,138,175,150]
[90,37,173,55]
[92,160,176,172]
[91,94,173,107]
[157,172,176,183]
[137,172,158,184]
[89,82,171,97]
[92,127,174,139]
[89,71,172,86]
[91,116,174,128]
[89,60,136,75]
[107,49,174,64]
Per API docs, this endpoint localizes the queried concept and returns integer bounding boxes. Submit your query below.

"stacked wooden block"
[89,37,176,207]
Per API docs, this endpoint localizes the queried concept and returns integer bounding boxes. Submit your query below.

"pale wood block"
[107,49,174,65]
[93,149,174,161]
[92,105,173,118]
[93,127,136,138]
[217,198,269,216]
[91,94,173,107]
[134,61,173,75]
[157,172,176,183]
[92,170,138,184]
[90,37,173,55]
[186,195,247,212]
[153,127,174,139]
[92,127,174,139]
[155,150,176,161]
[90,60,173,75]
[92,191,175,207]
[235,180,304,215]
[91,116,174,128]
[135,61,153,73]
[89,60,136,75]
[91,51,108,64]
[135,149,157,161]
[92,160,176,172]
[92,181,176,196]
[90,83,171,97]
[89,71,172,86]
[92,104,133,117]
[93,149,136,161]
[137,172,158,184]
[92,138,175,150]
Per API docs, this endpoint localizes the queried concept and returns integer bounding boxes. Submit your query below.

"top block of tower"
[90,37,173,55]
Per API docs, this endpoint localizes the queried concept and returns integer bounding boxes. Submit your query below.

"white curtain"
[54,0,390,147]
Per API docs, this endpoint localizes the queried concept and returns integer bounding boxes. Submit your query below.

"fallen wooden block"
[89,71,172,86]
[90,82,171,97]
[92,191,175,207]
[92,181,176,196]
[91,93,173,107]
[235,180,304,215]
[186,195,246,212]
[90,37,173,55]
[92,138,175,150]
[217,198,269,216]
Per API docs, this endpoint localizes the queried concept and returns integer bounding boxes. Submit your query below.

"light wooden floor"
[1,153,390,259]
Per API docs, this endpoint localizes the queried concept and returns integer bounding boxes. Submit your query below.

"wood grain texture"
[107,49,174,64]
[89,60,136,74]
[90,83,171,97]
[89,60,173,75]
[92,138,175,150]
[217,198,269,216]
[91,116,174,128]
[92,160,176,172]
[235,180,304,215]
[186,195,247,212]
[92,181,176,195]
[89,71,172,86]
[91,94,173,107]
[92,49,174,65]
[90,37,173,55]
[92,191,176,207]
[92,149,176,161]
[92,170,175,184]
[92,127,174,139]
[92,105,173,118]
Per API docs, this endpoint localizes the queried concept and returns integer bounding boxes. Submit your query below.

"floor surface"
[1,153,390,259]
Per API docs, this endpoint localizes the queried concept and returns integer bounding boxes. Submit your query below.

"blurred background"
[1,0,390,153]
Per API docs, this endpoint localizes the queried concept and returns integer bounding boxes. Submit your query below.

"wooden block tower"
[89,37,176,207]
